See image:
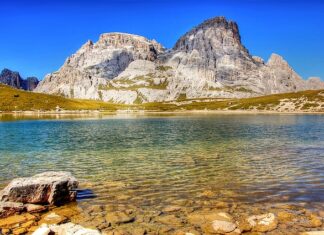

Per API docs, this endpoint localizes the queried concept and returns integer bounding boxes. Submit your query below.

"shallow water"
[0,113,323,209]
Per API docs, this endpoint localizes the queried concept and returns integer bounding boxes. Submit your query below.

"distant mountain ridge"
[0,68,39,91]
[35,16,324,104]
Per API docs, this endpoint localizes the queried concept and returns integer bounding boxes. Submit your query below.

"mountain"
[22,77,39,91]
[35,17,324,104]
[0,69,39,91]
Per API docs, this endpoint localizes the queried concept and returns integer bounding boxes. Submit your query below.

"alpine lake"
[0,113,323,234]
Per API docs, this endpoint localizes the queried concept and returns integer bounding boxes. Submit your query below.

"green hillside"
[0,84,323,112]
[0,84,123,111]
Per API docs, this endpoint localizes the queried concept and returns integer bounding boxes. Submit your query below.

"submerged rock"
[162,205,182,213]
[0,172,78,206]
[32,223,101,235]
[105,211,135,225]
[301,212,323,228]
[155,214,184,227]
[188,211,238,234]
[247,213,278,232]
[202,212,238,234]
[0,213,37,230]
[301,232,324,235]
[38,212,68,225]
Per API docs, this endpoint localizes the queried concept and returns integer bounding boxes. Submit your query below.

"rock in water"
[32,223,101,235]
[187,211,238,234]
[247,213,278,232]
[105,211,136,225]
[51,222,101,235]
[0,172,78,206]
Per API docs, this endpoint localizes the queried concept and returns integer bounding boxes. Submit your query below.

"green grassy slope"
[139,90,324,112]
[0,84,124,111]
[186,90,324,111]
[1,84,323,112]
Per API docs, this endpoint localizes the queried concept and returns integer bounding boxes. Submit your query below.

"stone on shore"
[0,172,78,206]
[26,204,48,213]
[0,201,47,219]
[0,202,25,218]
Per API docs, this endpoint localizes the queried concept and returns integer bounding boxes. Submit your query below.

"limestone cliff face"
[161,16,261,99]
[162,17,323,99]
[0,69,39,91]
[259,53,323,94]
[35,33,164,99]
[35,17,324,104]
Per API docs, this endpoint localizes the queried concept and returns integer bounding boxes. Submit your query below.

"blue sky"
[1,0,323,80]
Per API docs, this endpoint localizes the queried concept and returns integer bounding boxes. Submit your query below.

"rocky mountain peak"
[267,53,289,67]
[0,68,23,89]
[266,53,300,79]
[173,16,247,54]
[35,33,166,98]
[0,68,39,91]
[24,77,39,91]
[80,40,94,51]
[308,77,321,82]
[97,33,164,53]
[65,33,165,67]
[1,68,21,78]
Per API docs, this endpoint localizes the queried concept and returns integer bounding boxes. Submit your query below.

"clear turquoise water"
[0,113,323,208]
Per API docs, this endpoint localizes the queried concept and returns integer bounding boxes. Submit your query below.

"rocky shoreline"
[0,172,323,235]
[1,109,324,116]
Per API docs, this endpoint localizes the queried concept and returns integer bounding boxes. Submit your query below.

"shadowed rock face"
[23,77,39,91]
[0,69,39,91]
[174,16,247,54]
[0,69,23,89]
[35,16,324,104]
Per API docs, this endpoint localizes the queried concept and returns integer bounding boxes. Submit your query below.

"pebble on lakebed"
[0,172,323,234]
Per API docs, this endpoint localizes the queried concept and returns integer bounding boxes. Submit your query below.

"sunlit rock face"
[35,17,324,103]
[35,33,165,100]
